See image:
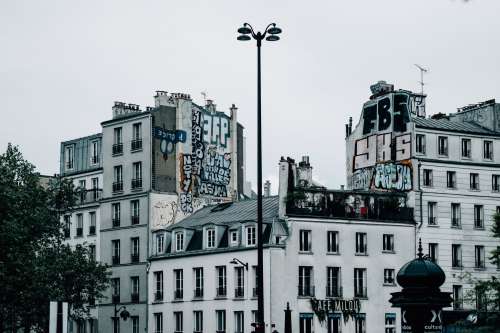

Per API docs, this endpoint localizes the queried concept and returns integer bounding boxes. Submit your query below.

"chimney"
[206,99,216,113]
[340,185,345,190]
[278,157,290,219]
[297,156,312,187]
[264,180,271,197]
[154,91,170,107]
[348,117,352,135]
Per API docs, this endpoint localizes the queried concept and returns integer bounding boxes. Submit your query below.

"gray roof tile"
[413,117,498,136]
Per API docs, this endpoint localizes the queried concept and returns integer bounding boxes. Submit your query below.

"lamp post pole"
[237,22,282,333]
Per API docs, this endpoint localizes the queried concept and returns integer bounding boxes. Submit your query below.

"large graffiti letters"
[179,192,193,214]
[202,113,230,147]
[361,93,411,135]
[154,127,187,155]
[354,133,411,171]
[352,168,374,190]
[373,162,412,191]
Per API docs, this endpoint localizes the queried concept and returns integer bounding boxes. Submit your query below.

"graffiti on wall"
[151,193,206,229]
[354,133,411,170]
[153,127,187,156]
[352,161,412,191]
[352,168,374,190]
[202,113,230,147]
[361,93,411,135]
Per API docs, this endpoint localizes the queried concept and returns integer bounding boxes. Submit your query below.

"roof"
[166,196,279,231]
[413,117,499,136]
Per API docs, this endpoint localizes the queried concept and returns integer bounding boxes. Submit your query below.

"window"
[385,313,396,333]
[483,140,494,160]
[299,230,312,252]
[132,162,142,189]
[194,267,203,298]
[132,123,142,151]
[112,203,121,227]
[428,243,438,263]
[175,232,184,251]
[326,267,341,297]
[112,317,120,333]
[174,269,183,299]
[153,313,163,333]
[215,310,226,333]
[113,166,123,192]
[298,266,314,297]
[89,212,96,235]
[76,214,83,237]
[207,228,216,248]
[111,278,120,303]
[383,269,395,285]
[451,203,461,227]
[113,127,123,155]
[193,311,203,333]
[246,225,256,246]
[131,276,139,302]
[447,171,456,188]
[64,215,71,238]
[156,234,164,254]
[474,205,484,229]
[131,237,139,262]
[416,134,426,154]
[452,244,462,268]
[131,200,140,224]
[91,177,99,200]
[230,230,238,245]
[89,245,96,261]
[88,319,97,333]
[91,140,99,164]
[492,175,500,192]
[216,266,227,297]
[438,136,448,156]
[234,311,244,333]
[428,202,437,225]
[354,268,367,298]
[235,267,244,298]
[65,145,74,169]
[112,240,120,265]
[355,314,366,333]
[132,317,139,333]
[383,234,394,252]
[252,266,258,298]
[154,271,163,301]
[299,314,313,333]
[328,314,341,333]
[355,232,367,255]
[461,138,471,158]
[470,173,480,190]
[453,285,463,310]
[475,245,485,268]
[174,312,183,333]
[423,169,433,187]
[327,231,339,253]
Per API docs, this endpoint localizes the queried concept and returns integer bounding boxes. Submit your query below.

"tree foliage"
[0,144,109,333]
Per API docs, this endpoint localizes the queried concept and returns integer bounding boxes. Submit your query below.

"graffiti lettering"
[202,113,230,147]
[179,192,193,214]
[361,93,411,135]
[352,168,373,190]
[354,134,411,170]
[201,150,231,185]
[199,182,228,197]
[154,127,187,156]
[373,162,412,191]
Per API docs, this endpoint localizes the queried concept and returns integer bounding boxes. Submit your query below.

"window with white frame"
[153,313,162,333]
[234,311,244,333]
[438,136,448,156]
[354,268,367,298]
[114,127,122,145]
[89,212,96,235]
[299,230,312,252]
[428,243,438,263]
[382,234,394,252]
[230,230,238,245]
[327,231,339,253]
[65,145,74,170]
[154,271,163,301]
[428,202,437,225]
[131,200,140,224]
[423,169,433,187]
[216,266,226,297]
[156,234,164,254]
[453,285,463,310]
[355,232,367,255]
[328,314,341,333]
[91,140,99,165]
[474,205,484,228]
[383,269,395,285]
[174,312,183,333]
[299,315,313,333]
[174,269,183,299]
[475,245,485,268]
[175,232,184,251]
[470,173,480,190]
[207,228,216,248]
[461,138,471,158]
[235,267,244,298]
[416,134,426,154]
[132,317,139,333]
[131,276,139,298]
[246,225,256,246]
[484,140,493,160]
[298,266,314,297]
[492,175,500,192]
[215,310,226,333]
[355,314,366,333]
[194,267,203,298]
[385,313,396,333]
[326,267,341,297]
[451,203,461,227]
[452,244,462,268]
[193,311,203,333]
[76,214,83,236]
[447,171,456,188]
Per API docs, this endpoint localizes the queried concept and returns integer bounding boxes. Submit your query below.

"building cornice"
[100,191,149,203]
[417,158,500,168]
[286,216,415,226]
[101,112,151,127]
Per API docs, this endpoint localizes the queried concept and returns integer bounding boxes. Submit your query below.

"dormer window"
[230,230,238,245]
[207,228,216,249]
[175,231,184,252]
[156,234,164,254]
[246,225,256,246]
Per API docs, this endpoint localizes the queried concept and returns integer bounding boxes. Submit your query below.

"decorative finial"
[417,238,423,259]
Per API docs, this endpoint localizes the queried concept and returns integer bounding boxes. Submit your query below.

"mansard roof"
[413,117,499,136]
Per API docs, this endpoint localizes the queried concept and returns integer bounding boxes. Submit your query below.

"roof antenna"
[414,64,428,95]
[201,91,208,104]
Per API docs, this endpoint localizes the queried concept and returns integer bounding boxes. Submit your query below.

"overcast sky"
[1,0,499,193]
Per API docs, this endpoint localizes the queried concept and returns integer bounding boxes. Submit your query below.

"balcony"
[354,286,367,298]
[193,288,204,299]
[216,287,227,298]
[131,293,139,303]
[286,189,413,222]
[112,143,123,155]
[76,189,102,205]
[131,178,142,190]
[112,294,120,304]
[298,285,315,297]
[326,286,342,298]
[154,291,163,302]
[112,182,123,193]
[131,215,140,225]
[112,218,120,227]
[89,225,96,235]
[112,255,120,265]
[131,139,142,151]
[174,289,183,300]
[131,253,139,263]
[234,287,244,298]
[76,227,83,237]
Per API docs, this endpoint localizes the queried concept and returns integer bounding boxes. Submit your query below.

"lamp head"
[230,258,238,265]
[120,308,130,321]
[267,26,282,35]
[266,35,280,42]
[238,26,252,35]
[237,35,251,41]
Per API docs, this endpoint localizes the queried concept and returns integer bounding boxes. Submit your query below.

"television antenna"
[201,91,208,103]
[414,64,428,95]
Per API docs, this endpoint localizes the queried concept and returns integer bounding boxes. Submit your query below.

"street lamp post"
[112,305,130,333]
[237,22,282,333]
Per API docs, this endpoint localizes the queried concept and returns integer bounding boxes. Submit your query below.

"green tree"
[0,144,109,333]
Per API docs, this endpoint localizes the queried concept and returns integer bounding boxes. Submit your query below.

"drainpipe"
[417,161,423,231]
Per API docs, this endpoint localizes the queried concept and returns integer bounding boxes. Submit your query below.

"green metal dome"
[396,239,446,290]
